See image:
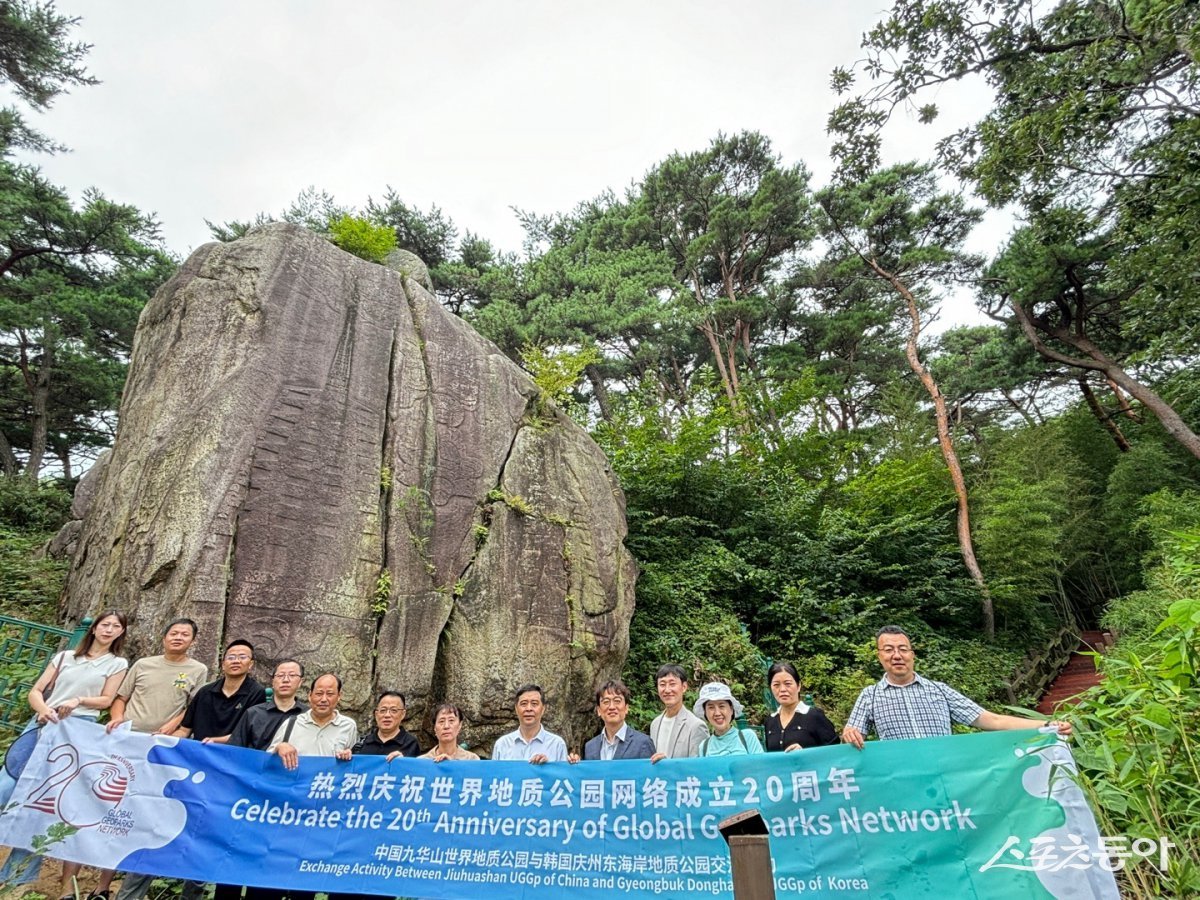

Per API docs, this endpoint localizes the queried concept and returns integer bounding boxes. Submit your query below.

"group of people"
[0,614,1070,900]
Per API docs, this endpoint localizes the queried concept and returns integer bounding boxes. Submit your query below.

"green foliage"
[1069,528,1200,897]
[472,523,489,546]
[974,423,1088,629]
[519,343,601,417]
[1103,447,1197,594]
[486,488,535,518]
[0,478,69,531]
[0,0,96,155]
[327,214,397,263]
[372,570,392,617]
[0,164,172,479]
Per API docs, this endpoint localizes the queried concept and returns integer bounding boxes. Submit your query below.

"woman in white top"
[0,610,128,897]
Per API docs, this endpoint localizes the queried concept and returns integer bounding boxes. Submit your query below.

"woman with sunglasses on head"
[0,610,129,898]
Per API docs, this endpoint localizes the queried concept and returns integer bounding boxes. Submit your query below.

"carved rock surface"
[62,223,636,751]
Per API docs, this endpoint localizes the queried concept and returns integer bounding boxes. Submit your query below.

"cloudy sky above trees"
[20,0,1000,283]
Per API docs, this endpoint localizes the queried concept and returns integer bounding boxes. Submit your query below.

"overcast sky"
[20,1,1005,321]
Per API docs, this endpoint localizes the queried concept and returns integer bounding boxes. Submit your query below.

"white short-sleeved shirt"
[44,651,129,719]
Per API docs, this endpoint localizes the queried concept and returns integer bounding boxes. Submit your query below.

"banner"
[0,718,1118,898]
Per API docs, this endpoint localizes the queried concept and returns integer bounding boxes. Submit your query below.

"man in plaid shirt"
[842,625,1073,748]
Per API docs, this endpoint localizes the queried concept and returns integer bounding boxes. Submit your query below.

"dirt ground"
[0,850,139,899]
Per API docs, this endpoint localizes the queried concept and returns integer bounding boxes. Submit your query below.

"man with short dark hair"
[573,679,654,762]
[175,639,266,743]
[649,663,708,761]
[491,684,567,764]
[842,625,1073,748]
[268,672,357,770]
[107,618,208,735]
[352,691,421,758]
[213,660,311,900]
[109,619,208,900]
[227,659,307,751]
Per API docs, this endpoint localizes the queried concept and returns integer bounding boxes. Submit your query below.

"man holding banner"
[109,618,208,900]
[490,684,567,763]
[227,659,307,752]
[572,679,654,762]
[267,673,356,770]
[842,625,1073,748]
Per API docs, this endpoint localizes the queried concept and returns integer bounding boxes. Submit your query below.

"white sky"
[20,0,1006,322]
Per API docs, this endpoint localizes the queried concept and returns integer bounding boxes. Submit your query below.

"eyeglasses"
[224,654,252,662]
[273,672,300,680]
[376,707,405,715]
[598,697,626,708]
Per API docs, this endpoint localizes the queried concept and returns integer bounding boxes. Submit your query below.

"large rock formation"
[61,223,636,751]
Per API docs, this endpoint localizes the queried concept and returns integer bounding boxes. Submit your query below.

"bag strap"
[282,714,297,744]
[40,651,67,699]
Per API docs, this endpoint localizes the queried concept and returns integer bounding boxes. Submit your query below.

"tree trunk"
[21,339,54,483]
[871,259,995,639]
[0,430,19,477]
[699,320,738,407]
[1076,375,1131,452]
[584,364,613,424]
[1012,301,1200,460]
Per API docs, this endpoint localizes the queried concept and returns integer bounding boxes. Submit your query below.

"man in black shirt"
[352,691,421,758]
[174,641,266,900]
[175,639,266,742]
[215,659,308,900]
[227,659,307,751]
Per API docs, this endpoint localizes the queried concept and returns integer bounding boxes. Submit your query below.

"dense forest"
[1,1,1198,896]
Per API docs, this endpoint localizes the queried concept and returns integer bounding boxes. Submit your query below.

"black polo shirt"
[181,676,267,741]
[353,728,421,757]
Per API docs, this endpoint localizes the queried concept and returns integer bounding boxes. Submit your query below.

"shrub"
[1067,529,1200,897]
[328,215,397,263]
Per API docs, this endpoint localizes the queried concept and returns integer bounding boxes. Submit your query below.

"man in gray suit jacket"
[571,679,655,761]
[649,664,709,761]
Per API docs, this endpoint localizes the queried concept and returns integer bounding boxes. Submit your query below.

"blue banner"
[0,718,1119,898]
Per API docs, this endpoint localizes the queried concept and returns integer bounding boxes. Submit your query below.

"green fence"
[0,615,91,735]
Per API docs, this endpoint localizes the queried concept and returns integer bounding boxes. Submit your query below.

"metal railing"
[0,615,91,734]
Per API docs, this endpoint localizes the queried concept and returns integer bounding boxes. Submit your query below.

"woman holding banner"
[693,683,764,756]
[0,610,128,897]
[764,661,839,751]
[420,703,480,761]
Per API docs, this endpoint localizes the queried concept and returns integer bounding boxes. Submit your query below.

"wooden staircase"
[1036,630,1108,715]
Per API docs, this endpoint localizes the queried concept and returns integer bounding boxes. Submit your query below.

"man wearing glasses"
[226,659,308,751]
[352,691,422,759]
[841,625,1073,748]
[218,660,309,900]
[174,639,266,743]
[571,679,654,762]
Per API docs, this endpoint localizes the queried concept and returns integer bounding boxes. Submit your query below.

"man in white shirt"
[490,684,568,763]
[649,664,708,761]
[268,672,357,769]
